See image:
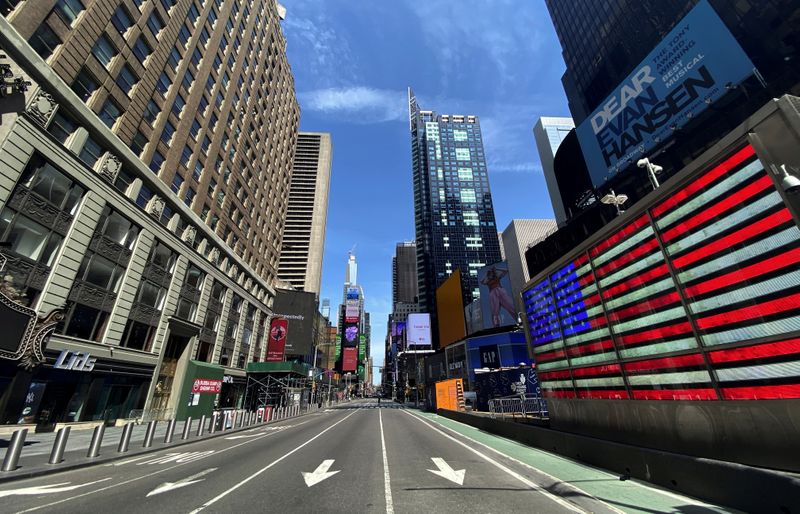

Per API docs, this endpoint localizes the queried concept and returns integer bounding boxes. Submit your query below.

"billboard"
[575,0,755,187]
[477,261,516,329]
[342,347,357,372]
[346,287,359,300]
[358,334,366,362]
[391,321,406,353]
[345,301,359,323]
[266,318,287,361]
[407,313,432,349]
[436,270,466,347]
[272,289,317,356]
[342,321,359,347]
[464,299,483,335]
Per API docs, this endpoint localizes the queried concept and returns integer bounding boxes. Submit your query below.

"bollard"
[87,424,105,458]
[236,410,243,428]
[117,423,134,453]
[164,419,176,443]
[2,428,28,472]
[196,415,206,437]
[142,420,157,448]
[210,412,218,434]
[48,426,71,465]
[246,412,251,426]
[181,417,193,440]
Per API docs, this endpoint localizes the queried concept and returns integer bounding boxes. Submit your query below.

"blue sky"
[281,0,571,380]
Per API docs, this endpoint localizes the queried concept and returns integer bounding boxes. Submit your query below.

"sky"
[281,0,571,382]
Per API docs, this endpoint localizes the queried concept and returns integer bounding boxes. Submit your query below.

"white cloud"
[298,87,408,123]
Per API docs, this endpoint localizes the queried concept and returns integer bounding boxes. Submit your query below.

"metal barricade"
[488,394,549,420]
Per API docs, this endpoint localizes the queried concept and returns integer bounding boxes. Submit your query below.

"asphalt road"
[0,400,736,514]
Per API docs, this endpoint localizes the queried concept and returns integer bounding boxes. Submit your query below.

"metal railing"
[488,394,549,421]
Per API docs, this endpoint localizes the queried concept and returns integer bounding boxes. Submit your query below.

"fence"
[488,394,549,421]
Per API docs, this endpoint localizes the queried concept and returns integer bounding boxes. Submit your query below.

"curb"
[0,408,326,485]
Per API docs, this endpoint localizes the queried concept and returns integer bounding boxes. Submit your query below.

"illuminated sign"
[576,0,755,186]
[524,144,800,401]
[342,347,357,372]
[407,313,432,348]
[192,378,222,393]
[477,261,516,329]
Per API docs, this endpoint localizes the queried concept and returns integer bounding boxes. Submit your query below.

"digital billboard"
[477,261,516,329]
[575,0,755,187]
[266,318,287,361]
[342,347,357,372]
[342,321,359,348]
[407,313,432,349]
[524,143,800,401]
[436,270,466,347]
[345,301,359,323]
[391,321,406,353]
[272,289,317,357]
[358,334,366,362]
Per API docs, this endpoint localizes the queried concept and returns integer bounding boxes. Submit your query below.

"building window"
[120,321,157,351]
[29,23,62,59]
[167,47,181,71]
[48,110,77,144]
[161,121,175,144]
[78,137,103,167]
[149,150,165,173]
[181,69,194,91]
[180,145,192,167]
[190,119,201,139]
[150,240,177,272]
[191,47,202,67]
[110,5,133,35]
[115,64,138,95]
[136,184,152,208]
[130,131,148,156]
[172,93,186,117]
[199,27,210,47]
[192,161,203,181]
[178,24,191,47]
[156,71,172,96]
[171,173,184,193]
[455,148,471,161]
[92,34,117,67]
[187,3,200,24]
[147,10,165,37]
[132,36,152,64]
[459,189,476,203]
[143,99,160,124]
[175,263,204,321]
[457,167,473,181]
[53,0,84,25]
[184,187,195,206]
[98,97,122,128]
[70,67,99,102]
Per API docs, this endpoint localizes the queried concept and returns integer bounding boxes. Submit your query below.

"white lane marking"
[189,409,360,513]
[0,478,111,498]
[137,451,216,466]
[416,412,717,512]
[14,411,347,513]
[107,455,150,467]
[427,457,465,486]
[402,410,586,514]
[379,410,394,514]
[301,460,340,487]
[146,468,217,497]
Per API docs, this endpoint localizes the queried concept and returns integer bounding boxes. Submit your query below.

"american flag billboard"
[525,144,800,401]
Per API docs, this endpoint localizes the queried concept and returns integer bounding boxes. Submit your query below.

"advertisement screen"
[358,335,366,362]
[266,318,288,361]
[391,321,406,353]
[436,270,466,347]
[407,313,432,349]
[477,261,516,329]
[342,347,357,372]
[345,301,359,323]
[575,0,755,187]
[272,289,317,356]
[342,322,359,347]
[346,287,359,301]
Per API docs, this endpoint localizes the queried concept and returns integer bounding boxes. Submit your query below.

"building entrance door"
[151,334,191,414]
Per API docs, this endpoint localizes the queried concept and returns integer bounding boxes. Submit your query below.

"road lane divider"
[189,408,361,513]
[402,410,587,514]
[379,410,394,514]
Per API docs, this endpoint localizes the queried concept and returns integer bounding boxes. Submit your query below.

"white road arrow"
[427,457,465,485]
[0,478,111,497]
[146,468,217,497]
[301,459,340,487]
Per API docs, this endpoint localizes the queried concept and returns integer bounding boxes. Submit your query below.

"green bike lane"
[411,410,739,514]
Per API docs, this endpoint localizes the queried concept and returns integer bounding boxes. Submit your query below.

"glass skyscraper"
[408,88,502,315]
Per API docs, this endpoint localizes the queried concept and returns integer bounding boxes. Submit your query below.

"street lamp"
[600,189,628,216]
[637,158,663,190]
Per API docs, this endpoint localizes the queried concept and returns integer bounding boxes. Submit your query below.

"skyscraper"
[392,241,417,306]
[278,132,332,295]
[533,117,574,225]
[408,88,502,314]
[500,219,557,308]
[0,0,300,427]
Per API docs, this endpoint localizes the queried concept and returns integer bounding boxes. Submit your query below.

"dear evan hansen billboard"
[576,0,754,187]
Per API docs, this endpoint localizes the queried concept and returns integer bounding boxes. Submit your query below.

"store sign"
[192,378,222,393]
[266,318,288,361]
[479,344,500,369]
[54,350,96,372]
[575,0,755,186]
